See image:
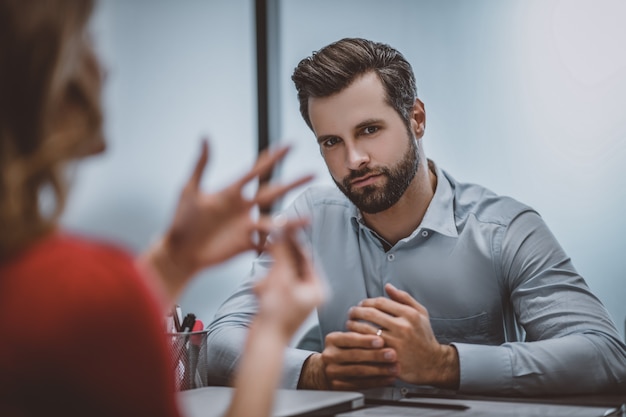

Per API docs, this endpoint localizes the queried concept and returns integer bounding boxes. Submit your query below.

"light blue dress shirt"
[206,162,626,395]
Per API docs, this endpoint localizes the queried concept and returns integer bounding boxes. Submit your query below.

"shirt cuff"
[280,348,318,389]
[452,342,512,393]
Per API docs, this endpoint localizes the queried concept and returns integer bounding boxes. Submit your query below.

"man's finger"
[350,301,413,327]
[324,344,397,365]
[357,289,426,317]
[325,331,384,349]
[384,283,427,314]
[329,376,397,391]
[346,318,385,336]
[326,362,398,379]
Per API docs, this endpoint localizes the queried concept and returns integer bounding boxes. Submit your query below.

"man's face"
[308,72,421,214]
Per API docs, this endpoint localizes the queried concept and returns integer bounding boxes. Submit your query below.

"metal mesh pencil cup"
[166,329,209,391]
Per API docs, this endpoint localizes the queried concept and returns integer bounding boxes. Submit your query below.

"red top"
[0,233,181,417]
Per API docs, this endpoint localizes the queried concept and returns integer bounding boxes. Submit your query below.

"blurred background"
[63,0,626,341]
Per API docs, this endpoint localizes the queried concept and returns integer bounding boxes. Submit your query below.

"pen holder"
[166,329,210,391]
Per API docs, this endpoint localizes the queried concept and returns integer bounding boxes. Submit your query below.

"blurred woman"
[0,1,323,416]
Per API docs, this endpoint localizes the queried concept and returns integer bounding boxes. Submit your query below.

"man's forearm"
[434,344,460,390]
[297,353,329,390]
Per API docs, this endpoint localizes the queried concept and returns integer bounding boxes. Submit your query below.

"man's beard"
[333,135,420,214]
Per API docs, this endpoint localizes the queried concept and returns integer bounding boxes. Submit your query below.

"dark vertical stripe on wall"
[255,0,280,216]
[255,0,270,156]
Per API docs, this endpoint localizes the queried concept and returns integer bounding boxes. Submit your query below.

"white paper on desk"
[336,397,620,417]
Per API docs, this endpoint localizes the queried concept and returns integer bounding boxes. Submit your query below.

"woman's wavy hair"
[0,0,103,259]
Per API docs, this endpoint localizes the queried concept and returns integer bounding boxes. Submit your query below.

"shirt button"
[421,230,429,237]
[387,254,395,261]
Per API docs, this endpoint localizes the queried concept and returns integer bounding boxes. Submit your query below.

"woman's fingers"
[236,145,291,189]
[254,174,315,208]
[187,139,210,191]
[225,145,313,213]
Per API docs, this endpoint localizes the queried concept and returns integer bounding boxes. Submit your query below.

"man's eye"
[323,137,340,148]
[363,126,378,135]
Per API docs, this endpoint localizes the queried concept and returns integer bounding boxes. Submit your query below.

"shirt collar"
[350,159,458,239]
[421,160,458,238]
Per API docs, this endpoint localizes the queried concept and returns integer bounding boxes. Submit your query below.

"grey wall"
[62,0,257,324]
[64,0,625,340]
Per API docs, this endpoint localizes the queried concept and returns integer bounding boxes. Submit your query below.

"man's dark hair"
[292,37,417,130]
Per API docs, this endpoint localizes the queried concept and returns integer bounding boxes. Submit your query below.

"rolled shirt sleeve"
[453,211,626,394]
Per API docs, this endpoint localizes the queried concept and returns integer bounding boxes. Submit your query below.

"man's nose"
[345,143,369,170]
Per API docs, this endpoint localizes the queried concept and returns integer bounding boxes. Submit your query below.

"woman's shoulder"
[1,232,152,313]
[7,232,135,275]
[0,232,163,348]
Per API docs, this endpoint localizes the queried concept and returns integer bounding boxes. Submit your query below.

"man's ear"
[410,98,426,139]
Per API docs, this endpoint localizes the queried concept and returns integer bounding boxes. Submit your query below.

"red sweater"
[0,233,181,417]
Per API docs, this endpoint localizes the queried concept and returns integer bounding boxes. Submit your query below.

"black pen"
[180,313,196,333]
[179,313,197,390]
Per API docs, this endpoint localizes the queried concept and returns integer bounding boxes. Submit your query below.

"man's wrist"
[436,344,460,390]
[297,353,329,390]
